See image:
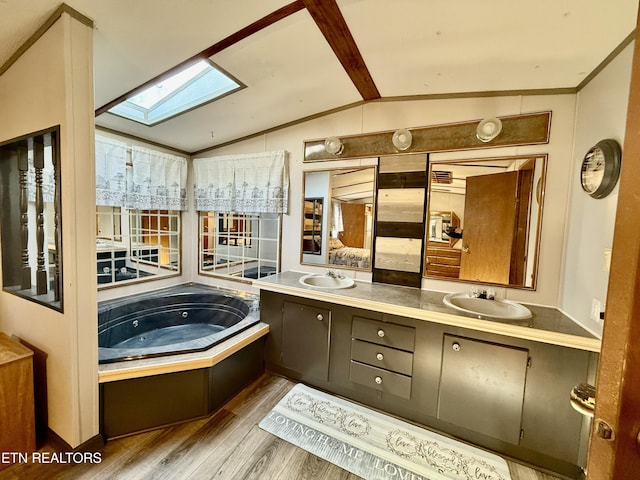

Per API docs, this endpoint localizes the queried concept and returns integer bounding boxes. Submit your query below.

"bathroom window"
[0,126,63,311]
[199,212,280,280]
[97,207,181,287]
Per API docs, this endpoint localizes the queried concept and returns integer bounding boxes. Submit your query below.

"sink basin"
[443,293,532,320]
[299,274,355,290]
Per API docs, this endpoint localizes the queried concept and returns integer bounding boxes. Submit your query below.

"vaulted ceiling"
[1,0,638,153]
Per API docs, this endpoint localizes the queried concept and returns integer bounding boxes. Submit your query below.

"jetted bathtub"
[98,283,260,363]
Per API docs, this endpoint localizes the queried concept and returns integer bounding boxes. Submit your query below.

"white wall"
[559,44,634,337]
[0,13,97,447]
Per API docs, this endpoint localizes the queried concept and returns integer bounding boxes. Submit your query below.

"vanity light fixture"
[392,128,413,150]
[324,136,344,155]
[476,117,503,143]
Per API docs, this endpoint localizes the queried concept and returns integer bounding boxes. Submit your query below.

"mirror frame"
[301,166,377,272]
[425,154,547,289]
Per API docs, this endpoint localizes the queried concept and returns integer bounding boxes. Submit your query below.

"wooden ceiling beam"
[302,0,380,101]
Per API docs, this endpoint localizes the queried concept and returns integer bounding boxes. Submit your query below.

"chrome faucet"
[470,287,495,300]
[325,269,344,279]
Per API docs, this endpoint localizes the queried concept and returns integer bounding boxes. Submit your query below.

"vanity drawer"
[352,317,415,351]
[349,361,412,399]
[350,339,413,376]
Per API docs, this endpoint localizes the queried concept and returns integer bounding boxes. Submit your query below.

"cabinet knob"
[316,313,324,321]
[374,376,383,385]
[462,246,470,253]
[377,329,386,338]
[452,342,461,352]
[376,353,384,361]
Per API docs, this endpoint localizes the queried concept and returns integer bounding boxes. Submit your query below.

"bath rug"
[259,383,511,480]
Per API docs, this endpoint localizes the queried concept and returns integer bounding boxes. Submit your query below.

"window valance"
[127,146,188,211]
[94,135,188,210]
[193,150,289,214]
[95,136,127,207]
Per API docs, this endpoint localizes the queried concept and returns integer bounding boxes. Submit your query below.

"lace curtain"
[95,135,188,210]
[127,146,188,211]
[192,157,236,212]
[193,150,289,214]
[95,136,127,207]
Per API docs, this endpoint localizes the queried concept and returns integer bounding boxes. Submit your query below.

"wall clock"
[580,139,622,199]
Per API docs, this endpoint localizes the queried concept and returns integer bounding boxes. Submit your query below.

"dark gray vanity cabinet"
[261,292,337,384]
[259,290,596,478]
[437,334,529,445]
[281,301,331,381]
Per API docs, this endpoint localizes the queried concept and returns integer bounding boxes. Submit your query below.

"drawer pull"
[452,342,461,352]
[316,314,324,321]
[376,353,384,361]
[377,329,386,338]
[374,376,383,385]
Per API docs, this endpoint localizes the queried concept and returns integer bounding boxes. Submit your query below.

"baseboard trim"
[46,429,105,452]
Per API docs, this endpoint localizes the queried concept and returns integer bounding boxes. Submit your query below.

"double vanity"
[255,271,599,479]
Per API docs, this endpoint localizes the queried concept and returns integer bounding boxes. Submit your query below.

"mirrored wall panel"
[97,207,181,287]
[425,155,546,288]
[301,167,376,271]
[302,198,323,255]
[199,212,280,280]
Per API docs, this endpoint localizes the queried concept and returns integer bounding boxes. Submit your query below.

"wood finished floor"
[0,373,567,480]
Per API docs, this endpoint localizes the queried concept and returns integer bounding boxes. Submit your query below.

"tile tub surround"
[254,271,600,352]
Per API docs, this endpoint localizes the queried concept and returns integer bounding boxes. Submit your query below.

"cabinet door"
[437,334,528,445]
[282,301,331,381]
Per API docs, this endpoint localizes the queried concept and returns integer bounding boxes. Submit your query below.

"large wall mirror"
[301,167,376,271]
[96,207,182,287]
[425,155,546,288]
[199,211,281,280]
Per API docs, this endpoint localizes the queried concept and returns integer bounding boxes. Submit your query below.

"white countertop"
[254,271,600,353]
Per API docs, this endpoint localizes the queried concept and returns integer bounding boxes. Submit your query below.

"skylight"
[108,59,244,126]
